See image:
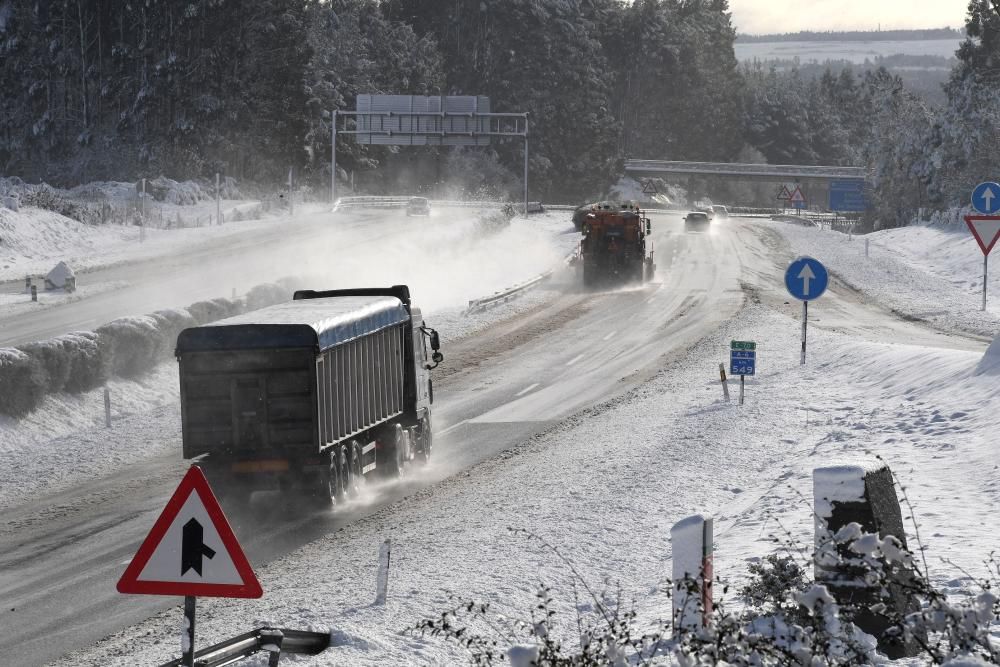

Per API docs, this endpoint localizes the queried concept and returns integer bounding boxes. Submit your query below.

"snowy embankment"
[771,217,1000,338]
[0,209,579,508]
[0,202,276,284]
[60,302,1000,666]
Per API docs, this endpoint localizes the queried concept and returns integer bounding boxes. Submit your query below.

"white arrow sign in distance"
[984,187,995,212]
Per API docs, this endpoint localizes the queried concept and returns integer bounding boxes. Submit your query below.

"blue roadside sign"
[730,350,756,376]
[829,180,867,212]
[785,257,828,301]
[972,182,1000,215]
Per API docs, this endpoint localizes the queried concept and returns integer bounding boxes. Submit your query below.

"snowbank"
[771,218,1000,337]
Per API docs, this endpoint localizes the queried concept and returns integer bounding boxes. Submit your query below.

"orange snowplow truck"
[579,203,655,286]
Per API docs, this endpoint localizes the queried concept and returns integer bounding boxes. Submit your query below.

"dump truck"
[175,285,443,506]
[579,203,655,286]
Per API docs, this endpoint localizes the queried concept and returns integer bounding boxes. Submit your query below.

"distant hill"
[736,28,963,43]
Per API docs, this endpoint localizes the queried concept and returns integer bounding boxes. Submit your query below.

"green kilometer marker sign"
[730,340,756,351]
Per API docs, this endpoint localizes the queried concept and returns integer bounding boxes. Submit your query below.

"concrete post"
[671,515,713,632]
[813,463,922,658]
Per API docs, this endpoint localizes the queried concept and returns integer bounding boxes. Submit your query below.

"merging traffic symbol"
[117,466,262,598]
[785,256,828,301]
[972,182,1000,215]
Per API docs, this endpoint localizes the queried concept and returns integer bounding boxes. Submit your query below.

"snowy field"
[735,38,961,64]
[769,216,1000,338]
[58,299,1000,666]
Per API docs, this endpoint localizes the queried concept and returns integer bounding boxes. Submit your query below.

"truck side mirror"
[430,330,440,351]
[432,351,444,365]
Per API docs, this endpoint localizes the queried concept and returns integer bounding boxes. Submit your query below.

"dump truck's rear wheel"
[313,449,342,508]
[380,424,406,479]
[347,439,363,497]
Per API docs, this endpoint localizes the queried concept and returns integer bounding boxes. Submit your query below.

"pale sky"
[729,0,968,35]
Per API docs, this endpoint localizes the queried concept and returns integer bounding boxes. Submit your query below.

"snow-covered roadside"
[770,219,1000,337]
[0,212,579,509]
[59,303,1000,666]
[0,203,278,283]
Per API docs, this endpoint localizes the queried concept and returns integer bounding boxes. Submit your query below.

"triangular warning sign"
[117,466,263,598]
[776,186,791,201]
[641,179,658,195]
[789,186,806,203]
[966,215,1000,256]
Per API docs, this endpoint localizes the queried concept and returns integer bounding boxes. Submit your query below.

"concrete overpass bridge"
[624,159,869,211]
[624,159,867,182]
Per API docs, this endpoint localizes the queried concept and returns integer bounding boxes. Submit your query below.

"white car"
[711,205,729,219]
[406,197,431,217]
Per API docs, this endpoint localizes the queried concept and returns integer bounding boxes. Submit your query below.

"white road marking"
[566,353,585,366]
[602,330,618,341]
[438,419,469,436]
[645,295,657,304]
[515,383,540,397]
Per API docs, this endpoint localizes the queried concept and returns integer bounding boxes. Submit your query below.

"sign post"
[117,466,263,666]
[785,257,829,365]
[966,183,1000,311]
[729,341,756,405]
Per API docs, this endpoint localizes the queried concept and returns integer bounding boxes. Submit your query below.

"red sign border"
[965,215,1000,256]
[116,466,263,598]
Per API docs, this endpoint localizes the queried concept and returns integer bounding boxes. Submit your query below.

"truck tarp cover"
[176,296,409,352]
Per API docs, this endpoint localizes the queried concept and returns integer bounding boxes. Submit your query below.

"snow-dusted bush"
[18,338,74,393]
[61,331,107,393]
[187,297,244,325]
[245,283,289,311]
[96,317,161,378]
[0,348,46,416]
[148,309,196,358]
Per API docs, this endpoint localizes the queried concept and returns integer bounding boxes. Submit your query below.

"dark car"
[406,196,431,217]
[684,211,710,231]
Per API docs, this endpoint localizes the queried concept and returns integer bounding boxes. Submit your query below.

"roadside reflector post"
[104,386,111,427]
[865,238,869,258]
[182,595,196,667]
[671,515,713,632]
[375,538,391,605]
[739,374,745,406]
[30,285,37,302]
[215,173,222,226]
[718,363,729,402]
[24,274,30,293]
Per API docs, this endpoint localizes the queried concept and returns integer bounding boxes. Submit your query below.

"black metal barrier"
[159,627,330,667]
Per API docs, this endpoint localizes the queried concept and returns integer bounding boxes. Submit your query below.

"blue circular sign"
[785,256,828,301]
[972,182,1000,215]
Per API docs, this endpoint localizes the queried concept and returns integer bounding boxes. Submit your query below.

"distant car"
[684,211,710,231]
[406,197,431,217]
[711,205,729,219]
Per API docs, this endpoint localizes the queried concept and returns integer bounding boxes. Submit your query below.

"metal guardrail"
[464,250,578,315]
[331,197,565,213]
[159,627,330,667]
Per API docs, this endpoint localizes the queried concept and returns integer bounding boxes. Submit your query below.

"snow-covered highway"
[1,211,992,666]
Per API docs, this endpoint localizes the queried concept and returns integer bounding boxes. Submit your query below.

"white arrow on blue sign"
[785,257,829,301]
[972,182,1000,215]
